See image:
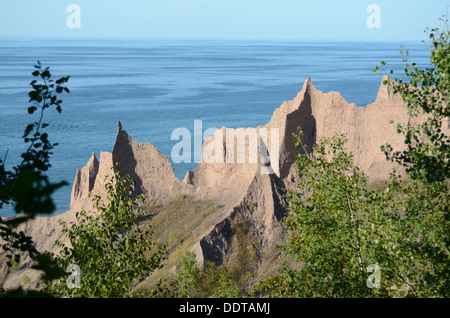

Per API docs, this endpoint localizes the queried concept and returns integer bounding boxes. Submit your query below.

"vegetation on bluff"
[0,62,70,297]
[46,170,166,298]
[258,21,449,298]
[0,20,448,298]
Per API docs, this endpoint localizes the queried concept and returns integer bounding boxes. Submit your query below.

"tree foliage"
[47,170,166,298]
[373,20,450,296]
[153,251,241,298]
[375,21,449,183]
[0,62,70,297]
[258,133,388,297]
[260,21,449,298]
[174,251,200,298]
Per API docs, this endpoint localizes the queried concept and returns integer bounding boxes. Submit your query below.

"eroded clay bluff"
[2,76,435,290]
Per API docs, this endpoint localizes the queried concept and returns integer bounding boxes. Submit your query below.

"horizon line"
[0,35,430,44]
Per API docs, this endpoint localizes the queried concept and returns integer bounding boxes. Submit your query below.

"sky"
[0,0,448,41]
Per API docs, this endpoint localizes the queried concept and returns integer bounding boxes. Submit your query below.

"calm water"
[0,38,431,217]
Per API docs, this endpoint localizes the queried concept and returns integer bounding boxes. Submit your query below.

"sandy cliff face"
[70,152,98,209]
[1,76,422,290]
[70,76,409,212]
[266,76,411,184]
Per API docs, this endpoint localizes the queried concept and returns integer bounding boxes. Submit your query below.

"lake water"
[0,39,431,217]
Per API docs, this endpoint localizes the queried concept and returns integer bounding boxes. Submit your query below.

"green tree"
[258,132,388,297]
[47,169,166,298]
[0,62,70,297]
[154,252,241,298]
[375,21,449,183]
[260,21,449,298]
[208,268,240,298]
[174,251,200,298]
[196,260,240,298]
[373,20,449,296]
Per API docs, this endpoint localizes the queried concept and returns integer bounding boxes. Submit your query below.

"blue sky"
[0,0,448,41]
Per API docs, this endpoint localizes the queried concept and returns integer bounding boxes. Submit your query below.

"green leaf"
[27,106,37,114]
[41,70,51,78]
[23,123,35,138]
[40,133,48,142]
